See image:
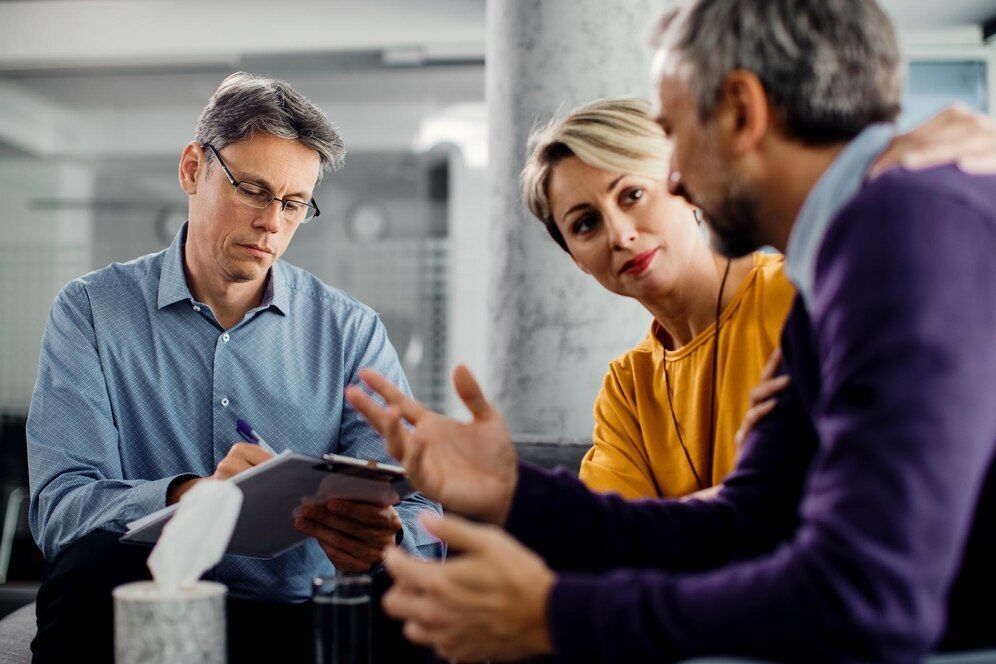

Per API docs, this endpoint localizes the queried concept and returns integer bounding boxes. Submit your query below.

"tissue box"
[113,580,227,664]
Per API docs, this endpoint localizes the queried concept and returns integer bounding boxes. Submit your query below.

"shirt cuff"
[394,504,445,559]
[123,474,194,524]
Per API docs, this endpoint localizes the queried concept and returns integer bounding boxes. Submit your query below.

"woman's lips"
[620,248,659,276]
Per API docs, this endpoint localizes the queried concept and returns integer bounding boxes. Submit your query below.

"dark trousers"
[32,529,430,663]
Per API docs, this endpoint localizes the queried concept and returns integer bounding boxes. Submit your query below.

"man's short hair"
[652,0,902,143]
[194,72,346,182]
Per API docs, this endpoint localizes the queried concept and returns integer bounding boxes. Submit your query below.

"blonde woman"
[521,97,793,499]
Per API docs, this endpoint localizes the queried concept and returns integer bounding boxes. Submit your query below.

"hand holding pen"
[236,418,277,454]
[211,419,275,480]
[167,417,276,505]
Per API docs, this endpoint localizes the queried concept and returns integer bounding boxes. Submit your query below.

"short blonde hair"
[521,97,670,253]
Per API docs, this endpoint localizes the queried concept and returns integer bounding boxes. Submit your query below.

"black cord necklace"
[662,257,733,491]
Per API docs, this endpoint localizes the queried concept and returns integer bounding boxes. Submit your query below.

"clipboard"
[120,451,416,558]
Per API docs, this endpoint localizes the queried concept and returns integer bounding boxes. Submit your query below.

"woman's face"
[547,155,703,303]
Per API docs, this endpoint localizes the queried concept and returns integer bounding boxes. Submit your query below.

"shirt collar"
[157,222,289,316]
[784,123,896,311]
[157,222,194,309]
[263,261,290,316]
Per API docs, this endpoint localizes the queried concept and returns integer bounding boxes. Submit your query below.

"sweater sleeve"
[529,176,996,663]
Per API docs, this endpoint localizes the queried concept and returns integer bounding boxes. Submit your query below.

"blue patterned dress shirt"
[27,224,442,602]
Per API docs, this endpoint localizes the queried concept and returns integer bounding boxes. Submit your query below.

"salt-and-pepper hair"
[521,97,670,254]
[194,72,346,183]
[652,0,902,143]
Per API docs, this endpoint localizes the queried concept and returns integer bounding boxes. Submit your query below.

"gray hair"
[194,72,346,183]
[653,0,902,143]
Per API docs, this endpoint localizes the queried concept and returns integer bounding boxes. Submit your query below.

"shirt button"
[222,333,230,342]
[220,397,229,407]
[193,305,201,312]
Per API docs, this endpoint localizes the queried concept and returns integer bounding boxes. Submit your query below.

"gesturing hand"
[382,513,555,662]
[345,365,518,525]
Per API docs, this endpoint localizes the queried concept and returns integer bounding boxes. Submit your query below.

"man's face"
[651,50,765,258]
[185,132,320,286]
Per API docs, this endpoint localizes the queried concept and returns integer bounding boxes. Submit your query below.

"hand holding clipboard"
[122,421,415,558]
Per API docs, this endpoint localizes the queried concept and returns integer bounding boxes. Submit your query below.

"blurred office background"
[0,0,994,593]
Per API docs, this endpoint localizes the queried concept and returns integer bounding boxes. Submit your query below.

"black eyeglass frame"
[204,144,321,223]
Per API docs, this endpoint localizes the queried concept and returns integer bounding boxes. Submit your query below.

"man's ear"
[178,142,205,195]
[714,69,770,157]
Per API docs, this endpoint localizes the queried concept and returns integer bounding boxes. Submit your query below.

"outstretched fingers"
[345,385,398,435]
[452,365,492,419]
[358,369,429,422]
[418,512,491,554]
[384,546,446,592]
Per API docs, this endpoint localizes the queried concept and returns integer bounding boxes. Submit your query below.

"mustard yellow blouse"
[580,253,796,499]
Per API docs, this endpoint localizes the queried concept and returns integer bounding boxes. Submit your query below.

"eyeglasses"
[204,144,320,224]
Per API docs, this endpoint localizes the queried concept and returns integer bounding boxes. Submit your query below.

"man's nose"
[255,201,283,233]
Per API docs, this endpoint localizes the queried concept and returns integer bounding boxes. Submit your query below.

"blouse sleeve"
[580,363,660,499]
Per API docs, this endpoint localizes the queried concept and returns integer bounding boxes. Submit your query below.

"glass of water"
[313,574,372,664]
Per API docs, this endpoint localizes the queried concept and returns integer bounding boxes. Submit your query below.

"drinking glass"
[313,574,372,664]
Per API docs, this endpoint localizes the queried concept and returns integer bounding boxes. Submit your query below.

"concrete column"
[487,0,662,437]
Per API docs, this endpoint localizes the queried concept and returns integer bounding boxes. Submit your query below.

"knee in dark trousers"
[32,529,152,663]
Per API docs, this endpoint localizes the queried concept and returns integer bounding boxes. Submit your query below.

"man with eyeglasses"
[25,72,442,662]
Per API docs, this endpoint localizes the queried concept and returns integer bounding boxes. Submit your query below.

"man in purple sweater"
[346,1,996,661]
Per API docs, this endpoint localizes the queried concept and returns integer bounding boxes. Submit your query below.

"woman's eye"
[572,214,597,235]
[623,188,645,204]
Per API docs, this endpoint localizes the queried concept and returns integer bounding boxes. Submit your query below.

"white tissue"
[147,479,243,592]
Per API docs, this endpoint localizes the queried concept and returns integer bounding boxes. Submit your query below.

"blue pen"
[236,418,277,455]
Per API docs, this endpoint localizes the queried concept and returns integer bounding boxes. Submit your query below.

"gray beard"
[707,221,761,258]
[700,195,765,258]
